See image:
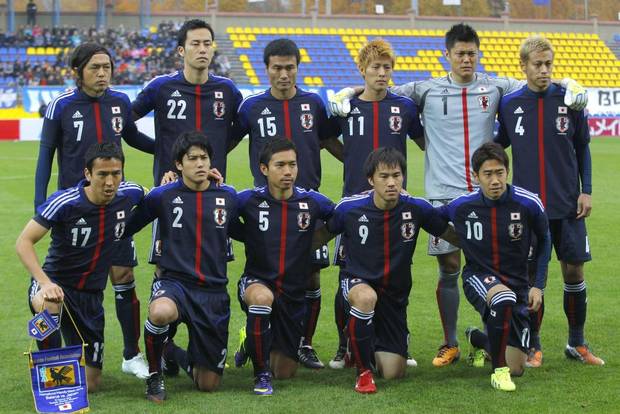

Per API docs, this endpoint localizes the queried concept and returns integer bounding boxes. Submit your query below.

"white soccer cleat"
[122,353,150,379]
[406,354,418,367]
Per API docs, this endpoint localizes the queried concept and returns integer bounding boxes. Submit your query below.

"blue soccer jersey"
[234,88,333,190]
[236,186,334,299]
[126,180,238,289]
[34,180,145,291]
[132,72,243,184]
[496,84,591,219]
[327,192,447,301]
[36,88,153,207]
[330,91,423,196]
[439,185,549,290]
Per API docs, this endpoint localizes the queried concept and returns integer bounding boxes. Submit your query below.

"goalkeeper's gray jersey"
[392,73,522,200]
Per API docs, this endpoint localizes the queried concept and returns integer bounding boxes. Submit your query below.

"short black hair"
[263,38,301,66]
[172,131,214,164]
[84,142,124,172]
[471,142,509,173]
[445,23,480,51]
[364,147,407,178]
[259,137,297,166]
[70,43,114,84]
[177,19,215,48]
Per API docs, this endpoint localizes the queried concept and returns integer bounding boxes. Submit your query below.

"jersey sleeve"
[571,109,592,194]
[390,81,420,101]
[413,197,449,237]
[326,115,342,137]
[529,200,551,289]
[404,99,423,139]
[119,181,147,206]
[311,191,336,220]
[313,96,332,141]
[131,81,157,118]
[326,202,346,235]
[492,76,525,96]
[33,189,72,228]
[230,101,251,144]
[119,94,155,153]
[125,188,160,237]
[494,102,511,148]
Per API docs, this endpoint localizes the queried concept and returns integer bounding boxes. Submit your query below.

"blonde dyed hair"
[520,35,554,63]
[357,39,395,70]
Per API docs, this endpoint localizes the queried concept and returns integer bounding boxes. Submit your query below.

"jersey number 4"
[514,116,525,136]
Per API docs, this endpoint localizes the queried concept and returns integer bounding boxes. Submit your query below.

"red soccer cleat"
[355,369,377,394]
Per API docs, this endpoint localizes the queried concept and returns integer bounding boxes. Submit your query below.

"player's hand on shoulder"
[528,287,543,312]
[329,87,355,117]
[561,78,588,111]
[40,281,64,303]
[160,171,178,185]
[208,168,224,186]
[576,193,592,219]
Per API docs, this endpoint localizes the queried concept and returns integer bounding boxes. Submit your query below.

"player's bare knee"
[194,374,220,392]
[86,367,102,393]
[562,262,584,283]
[109,265,134,284]
[148,298,177,325]
[272,363,297,379]
[31,292,61,314]
[486,284,512,305]
[348,285,377,312]
[245,284,274,307]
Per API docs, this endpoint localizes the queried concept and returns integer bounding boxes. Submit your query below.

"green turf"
[1,138,619,413]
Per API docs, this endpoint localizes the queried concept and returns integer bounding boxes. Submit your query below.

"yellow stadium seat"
[304,76,314,86]
[36,47,45,55]
[27,47,35,55]
[313,77,323,86]
[226,27,235,34]
[250,77,259,85]
[230,34,238,41]
[247,69,256,77]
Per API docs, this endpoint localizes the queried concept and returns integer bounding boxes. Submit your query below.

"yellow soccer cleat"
[491,367,516,392]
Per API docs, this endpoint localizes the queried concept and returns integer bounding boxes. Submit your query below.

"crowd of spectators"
[0,21,232,87]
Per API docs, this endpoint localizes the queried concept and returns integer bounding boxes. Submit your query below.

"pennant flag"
[28,310,59,341]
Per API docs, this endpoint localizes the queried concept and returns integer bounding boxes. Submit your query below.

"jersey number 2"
[167,99,187,120]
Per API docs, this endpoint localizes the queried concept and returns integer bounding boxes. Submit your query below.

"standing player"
[34,43,154,378]
[18,143,146,392]
[234,138,335,395]
[496,36,603,366]
[124,132,238,403]
[230,38,342,368]
[439,143,551,391]
[329,23,588,367]
[316,148,456,393]
[327,39,423,369]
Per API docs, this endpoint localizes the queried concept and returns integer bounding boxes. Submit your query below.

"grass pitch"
[1,138,619,413]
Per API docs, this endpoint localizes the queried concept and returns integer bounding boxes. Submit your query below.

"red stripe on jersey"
[195,193,206,284]
[77,207,105,290]
[283,100,292,139]
[537,98,547,207]
[461,89,473,192]
[195,85,202,130]
[276,201,288,294]
[490,207,506,284]
[93,102,103,143]
[382,210,390,290]
[372,102,379,149]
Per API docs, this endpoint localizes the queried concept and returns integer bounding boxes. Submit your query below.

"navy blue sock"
[113,281,141,360]
[486,291,516,369]
[529,296,544,350]
[144,319,169,374]
[564,281,587,347]
[246,305,272,376]
[302,289,321,347]
[348,306,374,373]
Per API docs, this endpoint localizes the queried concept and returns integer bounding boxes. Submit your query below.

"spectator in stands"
[26,0,37,26]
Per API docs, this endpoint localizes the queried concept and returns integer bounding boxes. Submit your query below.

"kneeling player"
[233,138,335,395]
[438,143,551,391]
[17,143,146,392]
[316,148,456,393]
[124,132,239,402]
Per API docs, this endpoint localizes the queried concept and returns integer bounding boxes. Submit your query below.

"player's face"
[368,163,403,203]
[84,157,123,204]
[267,55,298,94]
[446,41,479,82]
[179,28,214,72]
[473,159,508,200]
[176,146,212,187]
[260,149,298,191]
[522,50,553,92]
[79,53,112,97]
[361,56,392,92]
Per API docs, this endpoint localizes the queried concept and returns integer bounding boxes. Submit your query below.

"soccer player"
[17,142,147,392]
[233,138,335,395]
[230,38,343,368]
[329,23,588,367]
[124,131,238,402]
[496,36,603,366]
[316,148,457,393]
[327,39,423,369]
[34,43,154,378]
[439,142,551,391]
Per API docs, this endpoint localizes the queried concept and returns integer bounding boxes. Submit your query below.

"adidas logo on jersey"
[351,107,361,114]
[171,90,182,97]
[441,88,449,95]
[72,110,83,119]
[76,217,87,225]
[258,201,269,208]
[468,211,479,219]
[261,107,272,115]
[514,106,524,114]
[358,215,369,222]
[172,196,183,204]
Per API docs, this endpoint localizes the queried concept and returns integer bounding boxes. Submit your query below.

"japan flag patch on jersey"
[556,116,569,134]
[111,116,123,134]
[213,101,226,119]
[301,103,310,111]
[478,95,490,112]
[391,106,400,114]
[214,208,227,226]
[389,115,402,132]
[215,91,224,99]
[300,113,314,130]
[111,106,121,114]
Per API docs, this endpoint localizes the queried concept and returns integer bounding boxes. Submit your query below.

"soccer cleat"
[432,344,460,367]
[491,367,516,392]
[122,353,150,379]
[145,373,167,403]
[328,347,348,369]
[465,327,486,368]
[254,371,274,396]
[406,353,418,367]
[525,349,543,368]
[355,369,377,394]
[565,344,605,366]
[299,345,325,369]
[235,326,249,368]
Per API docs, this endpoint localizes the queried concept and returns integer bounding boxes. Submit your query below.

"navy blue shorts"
[29,279,105,369]
[530,218,591,266]
[342,277,409,358]
[151,278,230,375]
[462,272,530,352]
[111,237,138,267]
[238,276,304,361]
